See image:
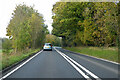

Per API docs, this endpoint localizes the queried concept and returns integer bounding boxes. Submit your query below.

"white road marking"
[61,51,101,80]
[0,50,43,80]
[54,48,91,80]
[55,48,101,80]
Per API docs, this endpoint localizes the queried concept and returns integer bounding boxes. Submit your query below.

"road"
[1,47,120,80]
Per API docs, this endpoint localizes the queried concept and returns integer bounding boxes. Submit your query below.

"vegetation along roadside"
[64,47,118,63]
[1,4,48,71]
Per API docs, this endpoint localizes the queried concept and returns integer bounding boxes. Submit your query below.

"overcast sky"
[0,0,60,38]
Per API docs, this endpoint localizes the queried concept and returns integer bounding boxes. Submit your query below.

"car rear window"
[45,44,51,46]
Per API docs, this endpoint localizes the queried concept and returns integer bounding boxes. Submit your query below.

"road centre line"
[54,48,91,80]
[61,51,101,80]
[0,50,43,80]
[55,48,101,80]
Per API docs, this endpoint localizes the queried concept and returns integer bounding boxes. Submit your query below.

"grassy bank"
[1,48,41,70]
[64,47,118,63]
[0,50,2,71]
[0,49,2,53]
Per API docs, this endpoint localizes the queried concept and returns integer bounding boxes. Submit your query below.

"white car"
[43,43,52,51]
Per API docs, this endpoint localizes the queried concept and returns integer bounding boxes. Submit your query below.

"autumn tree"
[52,2,118,47]
[45,34,62,46]
[6,4,47,52]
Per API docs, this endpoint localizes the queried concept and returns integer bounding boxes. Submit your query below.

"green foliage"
[45,34,62,46]
[118,2,120,61]
[6,4,47,52]
[44,25,50,34]
[2,38,12,53]
[0,50,1,52]
[64,47,118,63]
[52,2,118,47]
[2,48,40,70]
[0,38,2,49]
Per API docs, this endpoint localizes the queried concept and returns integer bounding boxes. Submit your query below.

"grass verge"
[1,48,41,71]
[0,50,2,71]
[64,47,118,63]
[0,49,2,53]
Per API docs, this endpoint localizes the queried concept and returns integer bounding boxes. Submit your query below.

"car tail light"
[51,45,52,47]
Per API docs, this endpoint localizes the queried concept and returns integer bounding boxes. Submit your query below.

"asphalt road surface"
[1,47,120,80]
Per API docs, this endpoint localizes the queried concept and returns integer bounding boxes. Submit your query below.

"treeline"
[0,38,2,49]
[52,2,119,47]
[6,4,48,52]
[45,34,62,46]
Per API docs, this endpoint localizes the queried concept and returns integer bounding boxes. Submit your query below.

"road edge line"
[0,50,43,80]
[62,48,119,65]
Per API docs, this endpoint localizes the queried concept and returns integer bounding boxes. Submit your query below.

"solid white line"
[0,50,43,80]
[54,48,91,80]
[55,48,101,80]
[61,52,101,80]
[63,48,119,65]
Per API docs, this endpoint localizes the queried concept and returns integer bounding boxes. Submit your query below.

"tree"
[52,2,118,47]
[6,4,46,52]
[45,34,62,46]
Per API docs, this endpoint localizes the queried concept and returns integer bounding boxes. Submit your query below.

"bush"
[2,38,12,53]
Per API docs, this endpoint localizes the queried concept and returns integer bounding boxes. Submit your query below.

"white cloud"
[0,0,59,38]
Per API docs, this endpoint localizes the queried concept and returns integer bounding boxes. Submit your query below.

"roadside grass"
[0,49,2,53]
[1,48,41,71]
[64,47,118,63]
[0,50,2,71]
